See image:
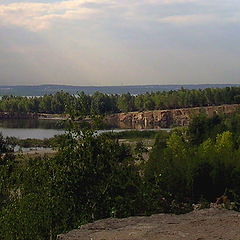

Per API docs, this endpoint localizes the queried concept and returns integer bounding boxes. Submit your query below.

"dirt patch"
[57,208,240,240]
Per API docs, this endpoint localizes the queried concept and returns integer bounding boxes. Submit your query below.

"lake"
[0,119,65,139]
[0,119,170,139]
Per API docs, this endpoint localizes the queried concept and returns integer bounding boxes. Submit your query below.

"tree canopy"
[1,86,240,115]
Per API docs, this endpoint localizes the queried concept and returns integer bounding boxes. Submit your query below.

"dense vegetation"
[1,86,240,115]
[1,110,240,239]
[6,136,61,149]
[145,112,240,205]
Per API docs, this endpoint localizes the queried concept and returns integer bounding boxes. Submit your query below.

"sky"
[0,0,240,86]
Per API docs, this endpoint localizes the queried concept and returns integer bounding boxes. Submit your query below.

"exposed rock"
[57,208,240,240]
[106,104,240,129]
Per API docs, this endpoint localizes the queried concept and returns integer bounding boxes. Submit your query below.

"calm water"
[0,119,65,139]
[0,119,170,139]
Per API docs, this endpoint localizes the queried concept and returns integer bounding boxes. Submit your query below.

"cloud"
[159,14,218,25]
[1,0,240,31]
[162,0,198,4]
[0,0,105,31]
[1,0,240,86]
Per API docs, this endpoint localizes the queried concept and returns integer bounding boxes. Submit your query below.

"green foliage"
[107,130,168,140]
[6,136,59,149]
[0,128,143,239]
[1,86,240,116]
[145,129,240,203]
[90,92,117,115]
[0,133,12,154]
[117,93,135,112]
[1,111,240,239]
[188,111,240,144]
[74,91,91,117]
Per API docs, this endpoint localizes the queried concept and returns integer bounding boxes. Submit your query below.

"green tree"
[117,93,135,112]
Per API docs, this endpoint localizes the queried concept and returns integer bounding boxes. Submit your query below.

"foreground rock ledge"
[57,208,240,240]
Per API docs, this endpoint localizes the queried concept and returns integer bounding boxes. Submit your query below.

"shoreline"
[1,103,240,129]
[38,113,68,120]
[0,112,68,121]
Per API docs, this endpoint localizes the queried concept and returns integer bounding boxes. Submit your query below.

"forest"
[1,86,240,115]
[1,111,240,239]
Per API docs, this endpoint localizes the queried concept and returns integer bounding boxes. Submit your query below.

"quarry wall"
[105,104,240,129]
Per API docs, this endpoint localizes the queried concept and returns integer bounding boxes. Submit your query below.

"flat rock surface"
[57,208,240,240]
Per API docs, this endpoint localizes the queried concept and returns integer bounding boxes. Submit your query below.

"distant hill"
[0,84,240,96]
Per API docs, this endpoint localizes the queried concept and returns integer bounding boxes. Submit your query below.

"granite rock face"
[57,208,240,240]
[106,104,240,129]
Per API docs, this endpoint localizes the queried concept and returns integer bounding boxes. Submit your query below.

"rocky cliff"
[57,208,240,240]
[106,104,240,129]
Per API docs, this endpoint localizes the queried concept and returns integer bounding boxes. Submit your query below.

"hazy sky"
[1,0,240,86]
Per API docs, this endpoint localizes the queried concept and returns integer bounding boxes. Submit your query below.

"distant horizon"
[1,83,240,96]
[1,83,240,87]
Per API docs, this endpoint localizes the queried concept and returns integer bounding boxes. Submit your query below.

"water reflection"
[0,119,65,139]
[0,119,64,129]
[0,119,170,139]
[0,128,64,139]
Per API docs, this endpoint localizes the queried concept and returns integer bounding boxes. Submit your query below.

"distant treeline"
[1,87,240,115]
